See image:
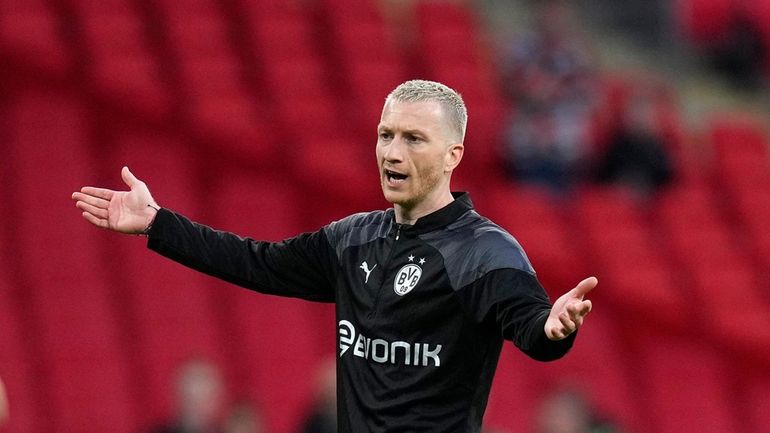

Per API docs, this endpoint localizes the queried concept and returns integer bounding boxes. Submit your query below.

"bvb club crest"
[394,263,422,296]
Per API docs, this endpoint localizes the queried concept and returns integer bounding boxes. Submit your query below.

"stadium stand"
[103,133,229,429]
[0,0,71,78]
[70,0,172,117]
[8,93,138,433]
[210,170,332,433]
[0,264,39,432]
[635,334,741,433]
[1,1,769,433]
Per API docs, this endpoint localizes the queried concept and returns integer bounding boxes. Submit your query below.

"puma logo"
[360,261,377,284]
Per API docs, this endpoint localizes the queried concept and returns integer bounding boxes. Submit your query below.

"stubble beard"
[386,163,445,213]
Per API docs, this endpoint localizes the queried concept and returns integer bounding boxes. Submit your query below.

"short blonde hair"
[386,80,467,142]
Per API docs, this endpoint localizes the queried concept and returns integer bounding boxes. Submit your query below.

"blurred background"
[1,0,770,432]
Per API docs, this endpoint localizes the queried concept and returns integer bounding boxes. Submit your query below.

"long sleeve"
[454,268,575,361]
[146,208,338,302]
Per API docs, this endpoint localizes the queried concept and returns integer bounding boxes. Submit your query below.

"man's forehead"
[379,99,446,130]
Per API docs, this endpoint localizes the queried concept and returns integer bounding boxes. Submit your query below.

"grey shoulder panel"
[420,210,535,290]
[323,210,390,259]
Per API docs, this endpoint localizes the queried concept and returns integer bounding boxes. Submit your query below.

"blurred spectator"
[710,11,766,91]
[153,358,225,433]
[595,85,674,196]
[501,0,598,193]
[535,388,619,433]
[0,376,7,427]
[299,359,336,433]
[223,400,264,433]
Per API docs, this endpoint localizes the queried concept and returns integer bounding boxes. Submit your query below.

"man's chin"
[382,189,410,207]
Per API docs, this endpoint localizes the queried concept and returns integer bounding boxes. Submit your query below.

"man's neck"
[394,190,455,225]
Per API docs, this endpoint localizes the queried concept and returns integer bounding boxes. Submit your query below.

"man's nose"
[383,138,404,162]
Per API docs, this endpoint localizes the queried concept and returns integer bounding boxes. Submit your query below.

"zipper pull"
[395,224,401,241]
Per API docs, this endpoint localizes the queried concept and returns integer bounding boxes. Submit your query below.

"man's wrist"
[142,203,160,235]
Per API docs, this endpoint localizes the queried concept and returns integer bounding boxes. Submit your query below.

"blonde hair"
[386,80,467,142]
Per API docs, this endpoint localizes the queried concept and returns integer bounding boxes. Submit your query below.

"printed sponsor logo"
[338,320,441,367]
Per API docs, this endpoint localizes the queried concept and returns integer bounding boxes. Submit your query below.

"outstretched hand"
[71,167,159,234]
[545,277,597,341]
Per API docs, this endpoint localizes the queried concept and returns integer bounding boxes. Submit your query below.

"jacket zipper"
[370,223,402,318]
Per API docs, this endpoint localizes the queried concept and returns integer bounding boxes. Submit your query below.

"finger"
[72,192,110,209]
[566,300,592,318]
[571,276,598,299]
[121,166,141,189]
[558,312,577,333]
[76,201,109,219]
[80,187,115,201]
[549,327,566,340]
[82,211,109,229]
[579,299,592,316]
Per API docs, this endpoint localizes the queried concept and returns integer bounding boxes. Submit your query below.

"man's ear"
[445,143,464,173]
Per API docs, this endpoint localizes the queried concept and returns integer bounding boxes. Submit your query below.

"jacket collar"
[388,192,473,236]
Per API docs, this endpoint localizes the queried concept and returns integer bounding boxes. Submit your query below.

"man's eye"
[380,132,393,140]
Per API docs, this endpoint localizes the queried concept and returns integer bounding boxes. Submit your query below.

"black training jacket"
[147,192,575,433]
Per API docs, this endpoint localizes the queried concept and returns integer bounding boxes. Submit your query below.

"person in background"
[595,85,674,197]
[710,11,766,91]
[502,0,598,193]
[154,358,225,433]
[223,400,264,433]
[535,388,620,433]
[299,359,337,433]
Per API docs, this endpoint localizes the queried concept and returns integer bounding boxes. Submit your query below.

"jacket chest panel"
[341,238,457,326]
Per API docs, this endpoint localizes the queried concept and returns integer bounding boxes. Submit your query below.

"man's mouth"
[385,169,408,183]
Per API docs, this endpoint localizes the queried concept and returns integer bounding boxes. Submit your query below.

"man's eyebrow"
[402,129,427,136]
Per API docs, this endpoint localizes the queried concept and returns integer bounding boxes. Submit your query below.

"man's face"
[376,99,458,210]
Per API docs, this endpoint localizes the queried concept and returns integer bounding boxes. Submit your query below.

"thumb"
[571,276,598,299]
[121,166,141,189]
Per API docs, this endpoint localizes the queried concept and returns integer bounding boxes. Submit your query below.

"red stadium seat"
[104,132,231,426]
[711,115,769,158]
[689,263,770,362]
[248,11,317,62]
[654,184,724,231]
[346,61,409,129]
[528,310,642,432]
[637,335,740,433]
[75,8,171,117]
[676,0,737,46]
[480,182,586,294]
[8,93,139,433]
[654,185,747,270]
[154,0,221,17]
[209,172,331,433]
[730,188,770,272]
[488,310,641,433]
[264,57,332,102]
[166,14,233,59]
[710,115,770,190]
[744,371,770,433]
[0,274,41,433]
[573,187,686,330]
[0,0,71,76]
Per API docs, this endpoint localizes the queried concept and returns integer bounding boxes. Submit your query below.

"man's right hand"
[72,166,159,234]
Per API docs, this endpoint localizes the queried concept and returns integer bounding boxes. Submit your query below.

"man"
[72,80,595,432]
[153,358,225,433]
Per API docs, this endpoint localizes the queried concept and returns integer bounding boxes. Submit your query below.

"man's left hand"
[545,277,597,341]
